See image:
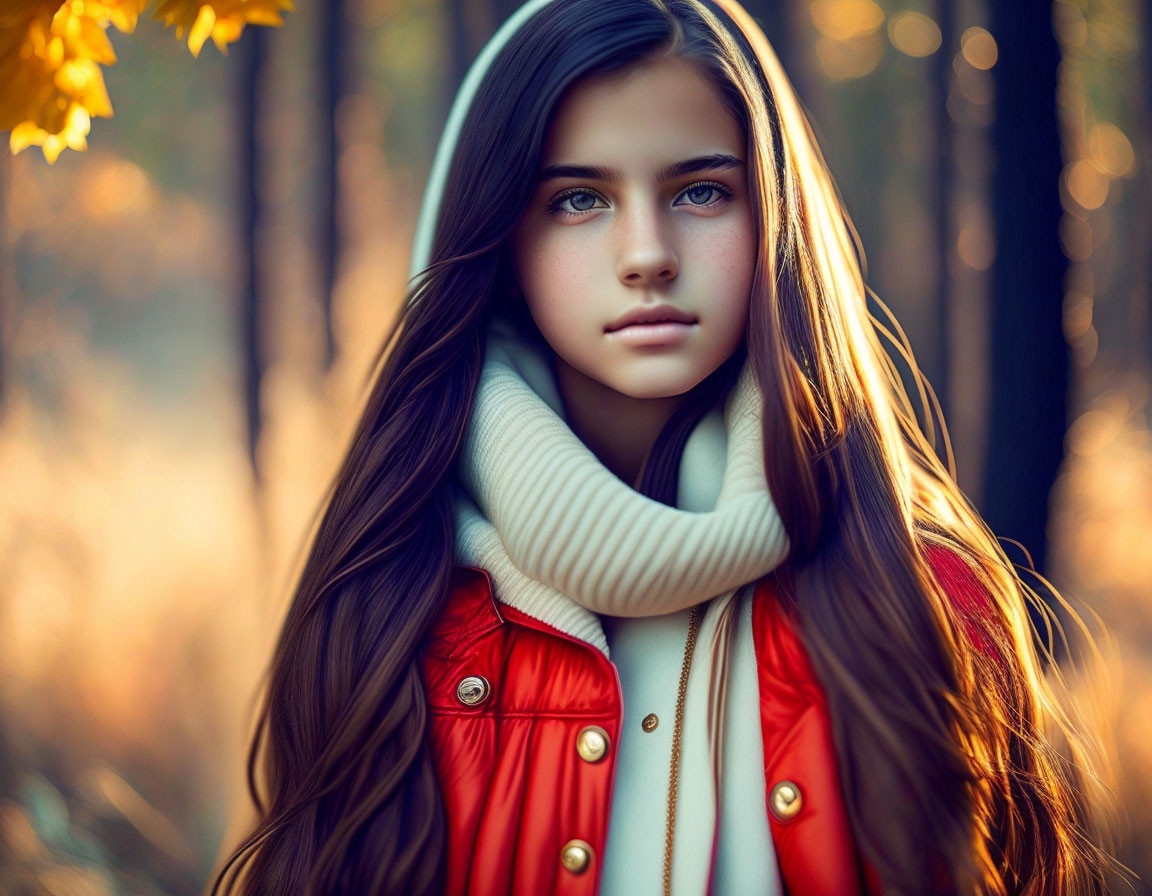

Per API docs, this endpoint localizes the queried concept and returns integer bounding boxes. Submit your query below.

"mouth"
[604,305,698,333]
[604,319,697,348]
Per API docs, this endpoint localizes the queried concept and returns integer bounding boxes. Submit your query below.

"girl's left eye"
[545,181,735,217]
[676,183,733,207]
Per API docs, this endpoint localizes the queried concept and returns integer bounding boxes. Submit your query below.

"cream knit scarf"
[455,317,790,643]
[454,318,790,870]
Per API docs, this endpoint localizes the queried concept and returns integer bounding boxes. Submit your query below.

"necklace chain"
[662,602,704,896]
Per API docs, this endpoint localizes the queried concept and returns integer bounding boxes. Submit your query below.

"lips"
[604,304,698,333]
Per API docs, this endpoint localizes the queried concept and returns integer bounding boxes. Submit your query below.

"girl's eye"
[676,183,733,207]
[546,189,604,216]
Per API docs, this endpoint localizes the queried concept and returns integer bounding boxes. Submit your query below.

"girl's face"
[511,56,755,401]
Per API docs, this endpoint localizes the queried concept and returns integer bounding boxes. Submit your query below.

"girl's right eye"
[545,189,604,217]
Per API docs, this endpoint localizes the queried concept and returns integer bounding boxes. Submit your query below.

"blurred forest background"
[0,0,1149,892]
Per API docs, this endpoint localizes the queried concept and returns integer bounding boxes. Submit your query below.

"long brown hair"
[210,1,1120,893]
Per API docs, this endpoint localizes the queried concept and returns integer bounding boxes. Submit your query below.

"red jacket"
[418,547,993,895]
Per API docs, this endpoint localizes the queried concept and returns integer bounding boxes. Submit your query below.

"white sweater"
[598,591,783,896]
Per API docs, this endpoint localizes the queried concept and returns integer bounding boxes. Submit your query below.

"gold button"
[560,839,593,873]
[769,780,802,821]
[455,675,490,706]
[641,713,659,732]
[575,725,609,762]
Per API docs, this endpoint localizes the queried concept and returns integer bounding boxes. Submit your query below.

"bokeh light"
[808,0,884,41]
[960,26,997,69]
[887,11,941,58]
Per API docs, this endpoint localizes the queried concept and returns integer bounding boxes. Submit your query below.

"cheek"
[695,212,756,335]
[515,229,599,332]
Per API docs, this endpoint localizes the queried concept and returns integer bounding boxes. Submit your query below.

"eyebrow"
[537,152,745,184]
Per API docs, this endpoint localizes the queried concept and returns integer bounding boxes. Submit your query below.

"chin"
[606,371,709,401]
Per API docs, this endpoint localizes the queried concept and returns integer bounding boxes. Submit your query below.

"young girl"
[211,1,1118,893]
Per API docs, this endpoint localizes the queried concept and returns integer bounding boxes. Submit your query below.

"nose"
[615,203,678,286]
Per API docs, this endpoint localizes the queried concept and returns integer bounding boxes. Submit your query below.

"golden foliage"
[0,0,293,164]
[152,0,292,57]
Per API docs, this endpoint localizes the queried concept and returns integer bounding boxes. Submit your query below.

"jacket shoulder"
[421,565,504,660]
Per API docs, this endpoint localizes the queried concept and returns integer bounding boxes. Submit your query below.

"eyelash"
[544,181,735,218]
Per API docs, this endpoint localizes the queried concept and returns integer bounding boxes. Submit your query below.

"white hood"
[406,0,558,289]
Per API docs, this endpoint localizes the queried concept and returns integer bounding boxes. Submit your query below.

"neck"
[554,355,685,488]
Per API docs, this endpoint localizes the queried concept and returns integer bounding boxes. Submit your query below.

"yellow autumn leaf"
[2,0,291,163]
[1,1,130,163]
[55,56,114,117]
[151,0,293,57]
[0,2,105,164]
[10,100,89,163]
[82,0,154,34]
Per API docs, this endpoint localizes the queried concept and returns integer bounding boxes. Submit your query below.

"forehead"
[540,56,744,168]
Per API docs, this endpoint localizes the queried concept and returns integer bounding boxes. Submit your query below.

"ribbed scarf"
[454,317,790,643]
[453,319,790,888]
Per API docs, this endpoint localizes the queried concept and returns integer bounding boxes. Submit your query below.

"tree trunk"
[237,26,268,485]
[320,0,345,373]
[0,151,9,414]
[1145,0,1152,370]
[983,0,1068,649]
[930,0,955,424]
[318,0,346,373]
[446,0,480,95]
[492,0,524,27]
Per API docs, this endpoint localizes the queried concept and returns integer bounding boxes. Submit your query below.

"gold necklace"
[662,602,704,896]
